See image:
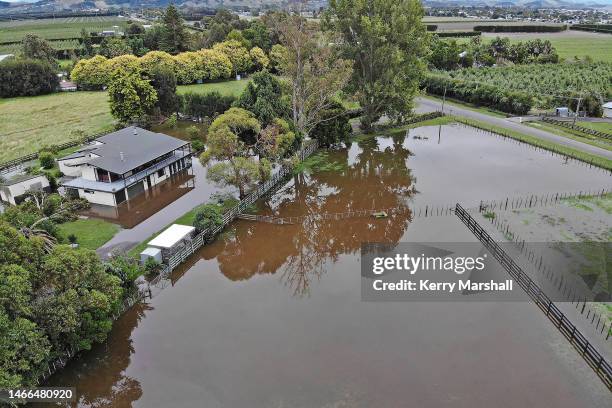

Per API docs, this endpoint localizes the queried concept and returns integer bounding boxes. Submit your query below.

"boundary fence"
[478,189,611,213]
[482,205,612,341]
[541,117,612,140]
[455,203,612,389]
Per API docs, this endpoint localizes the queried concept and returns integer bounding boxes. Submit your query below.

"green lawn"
[576,121,612,133]
[177,79,250,96]
[0,91,114,163]
[0,16,128,42]
[526,121,612,152]
[57,218,120,250]
[0,79,248,164]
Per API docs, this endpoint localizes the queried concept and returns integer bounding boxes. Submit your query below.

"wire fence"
[456,203,612,390]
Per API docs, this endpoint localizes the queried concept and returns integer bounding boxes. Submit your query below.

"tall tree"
[150,66,179,116]
[324,0,430,129]
[21,34,56,66]
[160,5,190,54]
[108,69,158,124]
[276,14,352,136]
[235,70,287,125]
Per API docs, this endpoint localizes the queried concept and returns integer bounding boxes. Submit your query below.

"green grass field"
[0,16,129,42]
[0,80,249,164]
[57,218,120,250]
[576,121,612,133]
[526,121,612,152]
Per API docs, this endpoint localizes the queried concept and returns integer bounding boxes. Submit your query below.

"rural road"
[416,97,612,160]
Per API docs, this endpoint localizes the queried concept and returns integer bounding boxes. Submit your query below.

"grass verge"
[422,94,508,118]
[526,121,612,152]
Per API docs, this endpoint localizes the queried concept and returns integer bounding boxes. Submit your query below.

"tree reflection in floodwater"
[211,134,416,296]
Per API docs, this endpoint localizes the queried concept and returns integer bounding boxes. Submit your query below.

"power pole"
[573,95,582,127]
[441,84,447,114]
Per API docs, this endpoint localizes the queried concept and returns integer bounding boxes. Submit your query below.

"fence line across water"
[455,203,612,390]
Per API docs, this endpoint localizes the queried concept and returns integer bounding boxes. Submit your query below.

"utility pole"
[573,95,582,127]
[441,84,447,114]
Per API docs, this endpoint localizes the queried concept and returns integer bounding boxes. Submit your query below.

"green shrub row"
[423,74,533,115]
[473,25,566,33]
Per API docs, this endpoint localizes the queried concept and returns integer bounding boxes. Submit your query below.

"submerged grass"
[453,117,612,171]
[293,151,346,174]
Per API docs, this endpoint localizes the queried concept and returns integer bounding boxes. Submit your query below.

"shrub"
[67,234,78,244]
[309,101,352,146]
[193,204,223,232]
[473,25,566,33]
[180,91,235,120]
[38,152,55,170]
[0,59,59,97]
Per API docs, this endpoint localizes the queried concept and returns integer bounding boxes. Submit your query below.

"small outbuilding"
[0,174,50,205]
[59,80,77,92]
[147,224,196,260]
[140,247,162,265]
[555,107,570,117]
[603,102,612,119]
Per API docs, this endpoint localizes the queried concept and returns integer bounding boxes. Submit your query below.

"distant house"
[100,30,116,36]
[603,102,612,119]
[59,127,192,207]
[0,54,14,63]
[59,81,77,92]
[555,107,570,117]
[0,174,50,205]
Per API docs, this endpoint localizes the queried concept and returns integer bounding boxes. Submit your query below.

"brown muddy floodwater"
[46,124,611,407]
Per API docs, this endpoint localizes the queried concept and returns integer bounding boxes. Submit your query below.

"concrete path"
[416,97,612,160]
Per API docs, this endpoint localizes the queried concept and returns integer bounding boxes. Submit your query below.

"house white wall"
[604,108,612,119]
[81,166,97,181]
[58,156,90,177]
[0,176,50,205]
[76,188,116,206]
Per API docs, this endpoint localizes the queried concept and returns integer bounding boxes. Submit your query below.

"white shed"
[148,224,195,259]
[140,247,162,265]
[0,174,50,205]
[603,102,612,119]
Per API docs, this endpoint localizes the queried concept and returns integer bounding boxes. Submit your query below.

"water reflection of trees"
[214,135,415,296]
[45,303,150,408]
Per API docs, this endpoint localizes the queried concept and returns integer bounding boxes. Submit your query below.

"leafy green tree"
[126,22,146,35]
[150,66,179,116]
[226,29,251,49]
[243,20,272,51]
[180,91,235,120]
[269,44,287,73]
[108,69,158,124]
[0,311,50,388]
[21,34,56,66]
[213,40,252,76]
[99,37,131,58]
[235,70,287,125]
[324,0,430,129]
[193,204,223,232]
[143,25,164,51]
[70,55,109,90]
[276,14,352,135]
[160,5,190,54]
[78,28,93,56]
[200,108,267,198]
[0,59,59,97]
[249,47,269,71]
[309,101,352,146]
[127,37,149,57]
[38,151,55,170]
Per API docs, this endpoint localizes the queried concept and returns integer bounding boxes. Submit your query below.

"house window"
[157,169,164,177]
[84,189,95,194]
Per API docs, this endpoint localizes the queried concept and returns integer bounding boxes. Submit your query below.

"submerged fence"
[541,117,612,141]
[455,203,612,389]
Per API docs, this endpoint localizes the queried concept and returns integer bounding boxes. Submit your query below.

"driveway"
[416,97,612,160]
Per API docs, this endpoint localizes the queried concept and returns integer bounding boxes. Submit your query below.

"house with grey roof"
[59,127,192,207]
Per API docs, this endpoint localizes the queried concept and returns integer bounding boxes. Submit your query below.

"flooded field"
[47,124,611,407]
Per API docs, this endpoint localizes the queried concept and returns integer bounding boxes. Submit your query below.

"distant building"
[59,81,77,92]
[555,107,570,117]
[603,102,612,119]
[0,174,50,205]
[59,127,192,207]
[0,54,14,63]
[100,30,116,36]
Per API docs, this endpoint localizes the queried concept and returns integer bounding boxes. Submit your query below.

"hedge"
[0,59,59,97]
[436,31,481,38]
[426,25,437,32]
[570,25,612,34]
[473,25,567,33]
[423,74,533,115]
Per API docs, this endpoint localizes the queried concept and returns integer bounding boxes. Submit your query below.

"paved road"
[416,97,612,160]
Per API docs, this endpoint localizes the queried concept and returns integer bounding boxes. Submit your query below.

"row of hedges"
[436,31,481,38]
[570,25,612,34]
[473,25,567,33]
[426,25,437,32]
[423,74,533,115]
